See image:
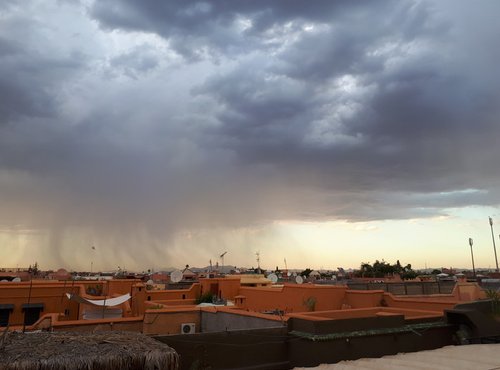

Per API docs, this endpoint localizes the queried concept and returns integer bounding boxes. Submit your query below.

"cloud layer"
[1,0,500,268]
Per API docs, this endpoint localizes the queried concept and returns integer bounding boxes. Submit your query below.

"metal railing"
[346,281,456,295]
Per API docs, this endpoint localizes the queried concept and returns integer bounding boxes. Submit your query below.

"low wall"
[155,327,289,370]
[143,307,200,335]
[149,299,197,306]
[50,316,143,332]
[145,284,201,302]
[347,281,456,295]
[0,282,84,325]
[201,309,285,333]
[155,319,455,370]
[453,282,486,301]
[288,323,454,368]
[345,290,384,308]
[383,293,457,312]
[288,307,442,323]
[239,284,347,313]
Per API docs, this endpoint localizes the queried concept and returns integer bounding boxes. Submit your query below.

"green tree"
[373,260,395,277]
[358,262,373,277]
[356,260,416,280]
[28,262,40,276]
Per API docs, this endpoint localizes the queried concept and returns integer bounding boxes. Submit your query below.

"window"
[0,304,14,327]
[22,303,44,326]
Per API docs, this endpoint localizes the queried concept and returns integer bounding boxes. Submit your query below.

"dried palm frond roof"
[0,331,179,370]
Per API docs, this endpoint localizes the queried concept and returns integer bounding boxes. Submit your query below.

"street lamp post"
[220,251,227,274]
[489,217,499,272]
[469,238,476,278]
[91,246,96,274]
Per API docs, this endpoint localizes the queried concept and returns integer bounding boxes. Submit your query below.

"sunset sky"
[1,1,499,272]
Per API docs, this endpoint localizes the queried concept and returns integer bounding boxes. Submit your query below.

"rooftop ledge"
[289,321,452,341]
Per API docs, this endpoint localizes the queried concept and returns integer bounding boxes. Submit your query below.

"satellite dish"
[12,277,21,282]
[0,280,7,283]
[268,273,278,284]
[146,279,154,285]
[170,270,183,283]
[292,272,297,277]
[295,275,304,285]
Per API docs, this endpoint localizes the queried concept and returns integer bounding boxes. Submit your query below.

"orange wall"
[382,293,457,312]
[238,284,347,313]
[51,317,143,332]
[106,279,141,295]
[131,283,200,316]
[0,279,487,333]
[144,284,200,302]
[453,282,486,301]
[200,278,241,300]
[0,279,144,327]
[344,290,384,308]
[152,299,197,306]
[289,308,384,321]
[0,282,82,325]
[131,283,147,316]
[143,308,200,335]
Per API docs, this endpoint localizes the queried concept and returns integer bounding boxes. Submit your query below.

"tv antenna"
[255,251,261,273]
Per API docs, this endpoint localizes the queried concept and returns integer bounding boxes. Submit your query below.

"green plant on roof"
[196,291,216,304]
[485,289,500,316]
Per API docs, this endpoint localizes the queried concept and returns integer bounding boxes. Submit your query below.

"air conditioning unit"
[181,323,196,334]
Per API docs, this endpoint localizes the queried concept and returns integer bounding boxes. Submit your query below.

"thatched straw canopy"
[0,331,178,370]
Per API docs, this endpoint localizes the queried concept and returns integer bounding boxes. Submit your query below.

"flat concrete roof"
[295,344,500,370]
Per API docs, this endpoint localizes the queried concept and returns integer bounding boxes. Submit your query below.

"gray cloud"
[1,0,500,268]
[90,0,402,60]
[109,44,162,79]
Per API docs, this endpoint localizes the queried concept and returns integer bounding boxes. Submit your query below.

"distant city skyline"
[1,1,500,271]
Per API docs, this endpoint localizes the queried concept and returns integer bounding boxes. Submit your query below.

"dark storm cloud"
[2,0,500,268]
[90,0,401,59]
[0,34,86,124]
[188,1,500,206]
